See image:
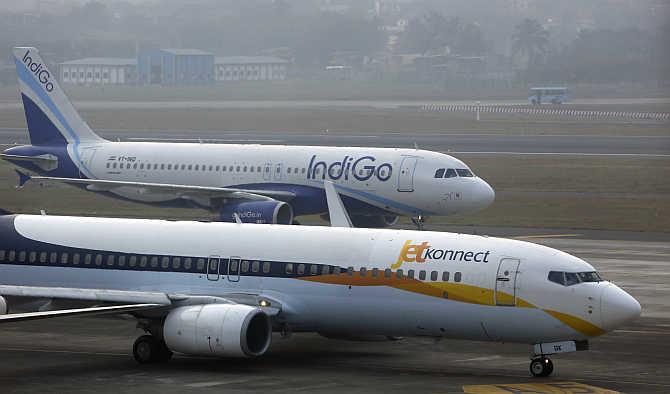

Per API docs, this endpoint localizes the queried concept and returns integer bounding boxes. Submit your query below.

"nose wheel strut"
[411,215,425,231]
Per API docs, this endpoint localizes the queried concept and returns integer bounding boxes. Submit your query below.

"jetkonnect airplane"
[1,47,494,228]
[0,186,640,377]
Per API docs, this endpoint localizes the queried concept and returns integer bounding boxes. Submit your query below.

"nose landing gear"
[529,356,554,377]
[411,215,425,230]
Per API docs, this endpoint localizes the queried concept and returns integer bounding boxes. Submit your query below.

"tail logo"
[21,50,54,92]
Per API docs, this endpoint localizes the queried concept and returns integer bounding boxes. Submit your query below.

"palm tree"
[512,18,549,70]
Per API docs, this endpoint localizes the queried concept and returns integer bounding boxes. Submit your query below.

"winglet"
[15,170,31,188]
[324,181,353,228]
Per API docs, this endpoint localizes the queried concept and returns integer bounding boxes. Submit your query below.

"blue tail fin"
[13,47,104,146]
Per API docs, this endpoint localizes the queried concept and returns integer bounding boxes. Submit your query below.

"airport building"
[215,56,288,82]
[137,48,214,85]
[59,58,137,85]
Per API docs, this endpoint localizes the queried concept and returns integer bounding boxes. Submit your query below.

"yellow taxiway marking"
[513,234,582,240]
[463,381,619,393]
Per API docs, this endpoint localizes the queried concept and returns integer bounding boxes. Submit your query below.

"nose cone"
[471,179,495,211]
[600,284,641,331]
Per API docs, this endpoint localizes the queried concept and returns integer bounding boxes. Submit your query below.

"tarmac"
[0,230,668,394]
[1,127,669,156]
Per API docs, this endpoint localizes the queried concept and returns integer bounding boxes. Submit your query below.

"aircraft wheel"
[133,335,172,364]
[529,356,553,377]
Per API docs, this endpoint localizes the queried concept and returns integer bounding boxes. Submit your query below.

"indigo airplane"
[1,47,494,227]
[0,185,640,377]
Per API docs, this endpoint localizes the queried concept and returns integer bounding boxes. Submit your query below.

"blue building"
[137,48,214,85]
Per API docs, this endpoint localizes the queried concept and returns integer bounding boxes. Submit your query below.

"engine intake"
[163,304,272,358]
[219,201,293,225]
[350,215,399,228]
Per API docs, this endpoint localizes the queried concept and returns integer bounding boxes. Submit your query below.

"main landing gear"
[529,356,554,377]
[411,215,425,231]
[133,335,173,364]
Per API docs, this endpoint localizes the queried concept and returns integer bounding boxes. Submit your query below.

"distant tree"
[512,18,549,70]
[399,11,460,55]
[453,22,488,56]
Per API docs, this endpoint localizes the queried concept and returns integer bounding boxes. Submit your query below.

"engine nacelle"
[163,304,272,358]
[0,296,6,314]
[219,201,293,225]
[350,215,399,228]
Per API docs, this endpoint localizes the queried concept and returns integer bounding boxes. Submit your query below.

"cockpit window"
[434,168,445,178]
[444,168,457,178]
[456,169,473,177]
[548,271,603,286]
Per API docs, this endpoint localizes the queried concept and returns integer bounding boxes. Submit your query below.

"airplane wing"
[21,175,295,202]
[0,285,282,322]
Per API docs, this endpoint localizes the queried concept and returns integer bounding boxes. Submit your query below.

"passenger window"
[29,251,36,263]
[106,162,110,168]
[347,266,354,276]
[408,269,415,279]
[85,254,92,265]
[0,250,5,261]
[384,268,392,278]
[167,164,172,170]
[160,164,165,170]
[320,265,329,275]
[184,258,192,270]
[454,272,462,282]
[229,166,234,172]
[419,270,426,280]
[172,257,181,270]
[216,165,220,171]
[196,258,205,271]
[107,255,115,266]
[285,263,293,274]
[140,256,147,267]
[140,163,144,169]
[263,261,271,273]
[149,256,158,268]
[243,166,248,172]
[444,168,457,178]
[118,255,126,267]
[258,166,262,172]
[95,254,102,266]
[73,253,80,265]
[456,169,473,177]
[396,269,403,279]
[442,271,450,281]
[160,257,169,269]
[129,255,136,267]
[236,166,241,172]
[310,264,318,275]
[8,250,15,262]
[241,260,250,273]
[372,268,379,278]
[434,168,445,178]
[181,164,186,170]
[194,165,199,171]
[50,252,57,264]
[18,251,26,262]
[430,271,438,281]
[360,267,367,277]
[252,260,260,273]
[61,253,68,264]
[40,252,47,263]
[297,264,305,275]
[133,163,138,169]
[287,168,291,174]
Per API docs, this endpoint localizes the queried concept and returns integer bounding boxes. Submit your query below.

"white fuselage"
[72,142,495,217]
[0,215,640,343]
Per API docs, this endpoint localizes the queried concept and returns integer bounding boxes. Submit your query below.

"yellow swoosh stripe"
[298,273,606,337]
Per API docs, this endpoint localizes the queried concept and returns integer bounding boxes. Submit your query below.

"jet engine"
[350,215,399,228]
[219,201,293,225]
[163,304,272,358]
[0,296,7,314]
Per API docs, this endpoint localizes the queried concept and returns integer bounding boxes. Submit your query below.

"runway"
[2,127,669,156]
[0,231,668,394]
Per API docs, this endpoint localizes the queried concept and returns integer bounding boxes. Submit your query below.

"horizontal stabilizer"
[1,153,58,171]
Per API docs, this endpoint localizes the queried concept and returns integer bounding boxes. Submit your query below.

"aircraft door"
[263,163,272,181]
[206,256,220,281]
[495,258,520,306]
[227,256,241,282]
[274,163,283,181]
[77,147,98,178]
[397,157,418,192]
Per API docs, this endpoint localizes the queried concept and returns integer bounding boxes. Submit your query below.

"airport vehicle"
[528,87,569,105]
[0,187,640,377]
[1,47,494,228]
